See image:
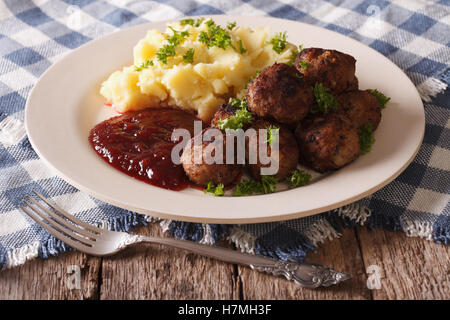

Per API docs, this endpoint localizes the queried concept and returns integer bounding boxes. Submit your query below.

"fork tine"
[26,196,96,239]
[32,191,101,234]
[23,200,95,246]
[20,205,91,251]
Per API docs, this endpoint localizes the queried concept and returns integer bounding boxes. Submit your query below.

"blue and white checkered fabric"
[0,0,448,269]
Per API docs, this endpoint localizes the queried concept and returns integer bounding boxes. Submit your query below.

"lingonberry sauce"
[89,108,198,190]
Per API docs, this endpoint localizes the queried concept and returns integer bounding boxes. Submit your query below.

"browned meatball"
[246,119,299,180]
[337,90,382,130]
[295,48,358,94]
[246,63,314,125]
[295,113,360,173]
[181,129,241,186]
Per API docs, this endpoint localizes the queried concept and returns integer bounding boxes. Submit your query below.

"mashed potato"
[100,19,297,121]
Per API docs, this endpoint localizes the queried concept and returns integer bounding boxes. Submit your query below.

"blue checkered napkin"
[0,0,448,269]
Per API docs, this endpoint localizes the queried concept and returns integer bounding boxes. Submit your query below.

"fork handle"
[137,235,351,288]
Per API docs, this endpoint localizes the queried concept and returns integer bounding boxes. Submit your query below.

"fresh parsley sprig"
[183,48,195,63]
[227,21,237,31]
[233,176,278,196]
[267,32,287,54]
[134,59,153,71]
[367,89,390,109]
[233,179,263,196]
[217,98,253,130]
[261,175,278,193]
[180,18,205,27]
[199,20,233,50]
[298,60,309,71]
[204,181,225,196]
[358,122,375,155]
[311,83,339,114]
[288,169,311,188]
[156,27,190,64]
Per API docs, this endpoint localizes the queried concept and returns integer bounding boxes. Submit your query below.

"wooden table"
[0,223,448,300]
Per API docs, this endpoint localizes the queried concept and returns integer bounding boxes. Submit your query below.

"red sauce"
[89,108,199,190]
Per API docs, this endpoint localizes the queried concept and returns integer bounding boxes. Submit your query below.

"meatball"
[246,119,299,180]
[246,63,314,125]
[295,48,358,94]
[181,128,241,186]
[295,113,360,173]
[337,90,381,130]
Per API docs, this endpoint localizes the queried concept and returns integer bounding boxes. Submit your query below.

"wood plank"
[99,223,239,299]
[0,252,101,300]
[237,228,372,299]
[356,226,450,300]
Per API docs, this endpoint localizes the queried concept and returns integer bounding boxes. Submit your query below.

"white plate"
[25,15,425,224]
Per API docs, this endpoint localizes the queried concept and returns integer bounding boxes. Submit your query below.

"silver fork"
[20,191,351,288]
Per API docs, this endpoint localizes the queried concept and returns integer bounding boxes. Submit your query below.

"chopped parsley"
[267,32,287,54]
[199,20,233,50]
[233,176,277,196]
[234,179,263,196]
[204,181,225,196]
[367,89,390,109]
[180,18,204,27]
[227,21,237,31]
[298,60,309,71]
[179,18,195,26]
[217,98,253,130]
[288,169,311,188]
[311,83,339,114]
[261,175,278,194]
[358,122,375,155]
[183,48,195,63]
[134,59,153,71]
[156,27,190,64]
[237,39,247,54]
[265,125,279,146]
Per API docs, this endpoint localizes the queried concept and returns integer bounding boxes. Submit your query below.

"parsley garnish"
[233,176,277,196]
[156,27,190,64]
[199,20,233,50]
[237,39,247,54]
[183,48,195,63]
[227,21,236,31]
[180,18,194,26]
[134,59,153,71]
[288,169,311,188]
[265,125,279,146]
[261,175,278,193]
[234,179,263,196]
[311,83,339,114]
[367,89,390,109]
[204,181,225,196]
[358,123,375,155]
[217,98,253,130]
[267,32,287,54]
[180,18,204,27]
[298,60,309,71]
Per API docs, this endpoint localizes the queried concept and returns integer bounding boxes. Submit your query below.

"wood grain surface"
[0,224,448,300]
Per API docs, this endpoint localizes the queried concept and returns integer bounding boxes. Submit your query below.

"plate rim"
[25,15,425,224]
